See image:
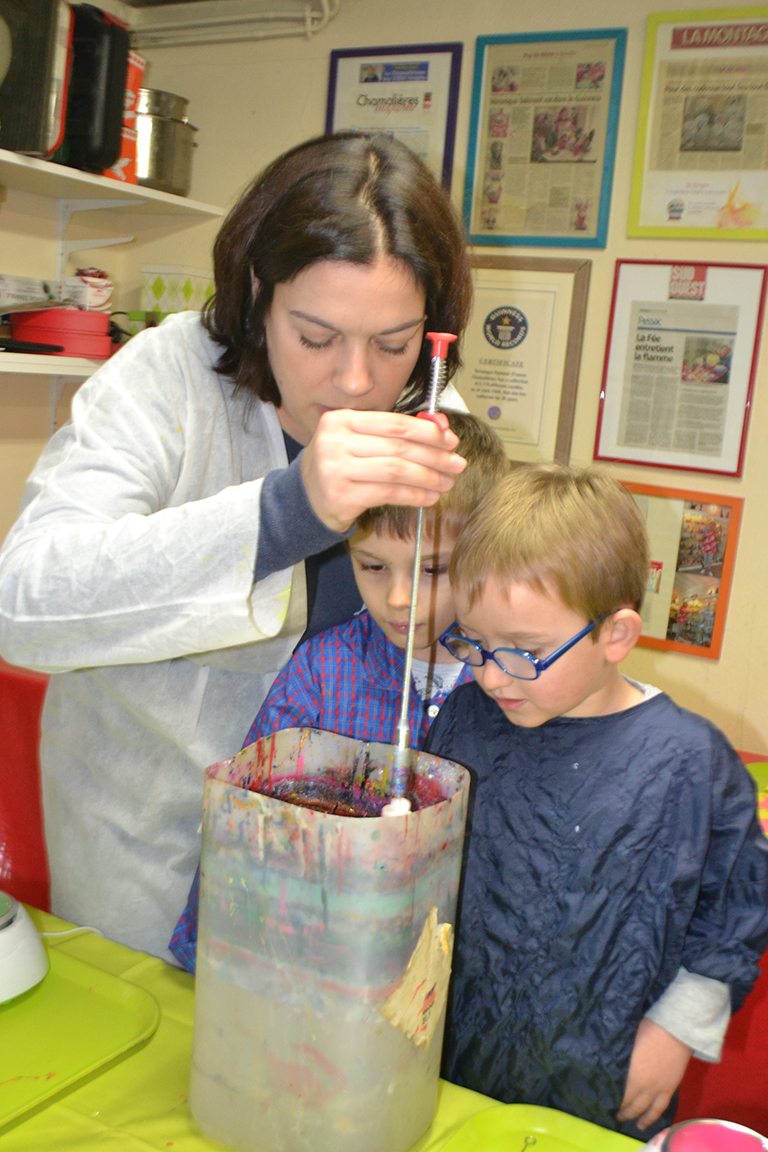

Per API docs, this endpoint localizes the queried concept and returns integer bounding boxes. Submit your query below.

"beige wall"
[2,0,767,752]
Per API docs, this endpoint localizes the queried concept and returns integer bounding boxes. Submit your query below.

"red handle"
[426,331,457,359]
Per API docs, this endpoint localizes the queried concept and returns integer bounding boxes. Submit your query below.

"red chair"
[675,754,768,1135]
[0,656,50,909]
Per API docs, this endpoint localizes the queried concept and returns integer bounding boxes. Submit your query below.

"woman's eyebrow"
[289,310,425,335]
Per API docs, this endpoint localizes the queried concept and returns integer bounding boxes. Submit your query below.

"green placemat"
[746,762,768,838]
[0,948,160,1130]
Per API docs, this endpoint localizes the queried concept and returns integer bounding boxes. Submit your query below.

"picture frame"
[623,481,743,660]
[451,255,591,463]
[629,7,768,239]
[325,42,462,189]
[463,28,626,247]
[595,259,767,477]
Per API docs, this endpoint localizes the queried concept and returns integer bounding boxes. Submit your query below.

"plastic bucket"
[189,727,470,1152]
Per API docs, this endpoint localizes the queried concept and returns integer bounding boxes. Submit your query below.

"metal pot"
[135,87,197,197]
[136,87,189,120]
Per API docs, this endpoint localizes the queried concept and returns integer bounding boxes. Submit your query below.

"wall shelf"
[0,148,224,218]
[0,352,104,379]
[1,149,223,433]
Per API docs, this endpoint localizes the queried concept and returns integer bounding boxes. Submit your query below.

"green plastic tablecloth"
[0,909,642,1151]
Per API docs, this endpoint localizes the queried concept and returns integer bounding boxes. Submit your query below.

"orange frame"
[622,481,743,660]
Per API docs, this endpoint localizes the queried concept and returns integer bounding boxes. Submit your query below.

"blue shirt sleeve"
[254,453,352,581]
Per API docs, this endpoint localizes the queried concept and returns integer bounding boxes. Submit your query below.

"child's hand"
[617,1017,692,1131]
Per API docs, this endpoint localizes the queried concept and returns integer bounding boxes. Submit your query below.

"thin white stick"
[390,350,446,799]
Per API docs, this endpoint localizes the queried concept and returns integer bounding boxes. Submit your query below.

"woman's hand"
[300,409,466,533]
[617,1017,692,1131]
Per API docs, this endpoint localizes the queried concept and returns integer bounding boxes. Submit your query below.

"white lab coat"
[0,313,307,960]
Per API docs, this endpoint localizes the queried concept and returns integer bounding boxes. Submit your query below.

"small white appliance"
[0,890,49,1004]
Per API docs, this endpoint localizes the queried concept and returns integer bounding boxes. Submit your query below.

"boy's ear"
[602,608,643,664]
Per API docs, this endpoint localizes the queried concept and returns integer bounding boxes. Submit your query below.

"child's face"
[453,577,626,727]
[349,527,458,662]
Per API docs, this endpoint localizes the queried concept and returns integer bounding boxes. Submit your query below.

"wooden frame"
[623,480,743,659]
[451,255,590,463]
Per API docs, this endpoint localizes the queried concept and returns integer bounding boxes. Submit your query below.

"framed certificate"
[629,7,768,238]
[463,29,626,247]
[623,481,743,660]
[326,42,462,188]
[451,255,591,463]
[595,259,767,477]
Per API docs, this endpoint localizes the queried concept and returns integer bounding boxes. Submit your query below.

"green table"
[0,909,642,1151]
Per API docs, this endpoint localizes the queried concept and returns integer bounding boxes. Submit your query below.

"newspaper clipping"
[469,36,618,239]
[634,16,768,232]
[617,299,738,458]
[328,49,457,184]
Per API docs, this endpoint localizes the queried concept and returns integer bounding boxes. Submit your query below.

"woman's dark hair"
[202,132,472,410]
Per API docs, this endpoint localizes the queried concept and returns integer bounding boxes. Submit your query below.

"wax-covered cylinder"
[189,727,470,1152]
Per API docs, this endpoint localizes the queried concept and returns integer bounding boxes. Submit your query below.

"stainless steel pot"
[136,87,189,120]
[136,87,197,198]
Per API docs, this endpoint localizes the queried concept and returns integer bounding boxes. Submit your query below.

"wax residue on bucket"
[253,769,448,818]
[191,728,470,1152]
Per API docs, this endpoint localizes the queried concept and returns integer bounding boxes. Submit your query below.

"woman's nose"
[335,344,374,397]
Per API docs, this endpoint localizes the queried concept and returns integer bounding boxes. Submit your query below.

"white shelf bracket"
[49,374,64,437]
[56,197,144,279]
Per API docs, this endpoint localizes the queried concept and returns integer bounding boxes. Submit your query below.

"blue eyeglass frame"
[439,613,611,680]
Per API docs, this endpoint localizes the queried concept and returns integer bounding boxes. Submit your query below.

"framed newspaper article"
[325,42,462,189]
[629,7,768,238]
[595,259,767,476]
[451,255,591,463]
[463,29,626,247]
[622,480,743,660]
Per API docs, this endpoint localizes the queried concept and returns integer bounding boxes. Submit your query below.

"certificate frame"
[451,255,591,463]
[463,28,626,248]
[595,259,767,477]
[325,42,463,189]
[629,7,768,239]
[622,480,743,660]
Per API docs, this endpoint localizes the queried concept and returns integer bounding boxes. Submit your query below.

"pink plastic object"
[425,331,457,360]
[644,1120,768,1150]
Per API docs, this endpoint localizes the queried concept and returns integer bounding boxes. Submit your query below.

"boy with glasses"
[426,464,768,1140]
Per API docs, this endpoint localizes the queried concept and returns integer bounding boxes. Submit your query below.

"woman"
[0,133,472,960]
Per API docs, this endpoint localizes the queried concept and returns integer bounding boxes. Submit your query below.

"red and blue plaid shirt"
[169,611,472,972]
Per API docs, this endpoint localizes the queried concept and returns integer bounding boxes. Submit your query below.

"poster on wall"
[629,7,768,238]
[463,29,626,247]
[325,43,462,188]
[623,481,742,660]
[595,259,767,477]
[451,256,591,463]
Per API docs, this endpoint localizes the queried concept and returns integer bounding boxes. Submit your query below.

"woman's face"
[264,256,427,445]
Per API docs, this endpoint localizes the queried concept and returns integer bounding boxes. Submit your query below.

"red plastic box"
[11,309,112,359]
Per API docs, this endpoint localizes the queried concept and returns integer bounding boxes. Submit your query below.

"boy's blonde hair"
[450,464,649,622]
[356,411,511,542]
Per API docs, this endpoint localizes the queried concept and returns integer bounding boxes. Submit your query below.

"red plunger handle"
[426,331,457,359]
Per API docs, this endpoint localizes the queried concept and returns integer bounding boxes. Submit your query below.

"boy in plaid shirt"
[170,411,509,971]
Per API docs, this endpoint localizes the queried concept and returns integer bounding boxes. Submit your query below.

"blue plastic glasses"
[439,614,610,681]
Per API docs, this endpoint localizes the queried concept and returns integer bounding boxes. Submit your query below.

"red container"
[11,309,112,359]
